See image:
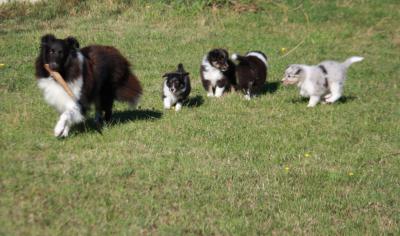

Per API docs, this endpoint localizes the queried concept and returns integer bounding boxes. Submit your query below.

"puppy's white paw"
[244,94,251,100]
[163,99,172,109]
[215,87,224,97]
[207,92,214,97]
[175,103,182,112]
[307,104,316,108]
[325,97,337,103]
[61,125,70,137]
[54,121,66,137]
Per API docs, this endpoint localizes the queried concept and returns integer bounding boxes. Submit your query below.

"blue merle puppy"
[162,64,191,111]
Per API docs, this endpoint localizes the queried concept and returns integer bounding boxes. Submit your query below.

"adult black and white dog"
[282,56,364,107]
[200,48,236,97]
[162,63,191,111]
[231,51,268,100]
[35,34,142,137]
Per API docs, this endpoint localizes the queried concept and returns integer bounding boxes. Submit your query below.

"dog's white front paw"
[244,94,251,100]
[207,92,214,97]
[164,104,172,109]
[215,87,224,97]
[325,97,337,103]
[61,125,70,137]
[54,121,66,137]
[175,103,182,111]
[163,99,172,109]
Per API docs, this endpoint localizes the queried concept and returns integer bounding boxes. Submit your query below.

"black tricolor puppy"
[35,34,142,137]
[162,63,191,111]
[200,48,236,98]
[231,51,268,100]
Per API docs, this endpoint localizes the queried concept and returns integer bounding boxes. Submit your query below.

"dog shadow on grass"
[185,95,204,108]
[290,95,357,104]
[73,109,163,135]
[259,81,280,95]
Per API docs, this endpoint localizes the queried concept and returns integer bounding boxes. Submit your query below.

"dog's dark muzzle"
[49,62,59,71]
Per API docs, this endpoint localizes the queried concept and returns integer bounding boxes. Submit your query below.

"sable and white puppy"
[282,56,364,107]
[162,63,191,111]
[35,34,142,137]
[231,51,268,100]
[200,48,236,97]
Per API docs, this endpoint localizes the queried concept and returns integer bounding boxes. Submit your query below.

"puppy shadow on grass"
[185,95,204,108]
[259,81,280,95]
[73,109,163,135]
[290,95,357,104]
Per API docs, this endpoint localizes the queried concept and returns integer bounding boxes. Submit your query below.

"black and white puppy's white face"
[163,65,189,95]
[164,75,186,94]
[40,34,80,71]
[207,48,230,72]
[282,65,304,85]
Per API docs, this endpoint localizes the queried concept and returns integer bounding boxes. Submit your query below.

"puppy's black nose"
[49,62,59,70]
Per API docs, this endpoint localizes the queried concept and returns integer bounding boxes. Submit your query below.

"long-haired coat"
[232,51,268,100]
[282,56,364,107]
[35,34,142,137]
[200,48,236,97]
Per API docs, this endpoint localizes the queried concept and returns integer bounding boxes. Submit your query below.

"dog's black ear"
[207,49,217,60]
[41,34,56,45]
[162,73,171,78]
[295,67,302,75]
[65,36,80,50]
[221,48,229,58]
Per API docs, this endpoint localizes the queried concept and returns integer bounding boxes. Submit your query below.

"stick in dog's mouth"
[44,64,77,101]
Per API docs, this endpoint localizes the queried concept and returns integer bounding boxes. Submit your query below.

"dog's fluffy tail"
[177,63,185,73]
[231,53,246,62]
[116,74,142,108]
[343,56,364,68]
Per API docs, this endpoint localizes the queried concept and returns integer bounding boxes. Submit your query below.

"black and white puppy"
[282,56,364,107]
[231,51,268,100]
[35,34,142,137]
[200,48,236,97]
[162,63,191,111]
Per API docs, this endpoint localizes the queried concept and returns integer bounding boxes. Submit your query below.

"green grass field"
[1,0,399,235]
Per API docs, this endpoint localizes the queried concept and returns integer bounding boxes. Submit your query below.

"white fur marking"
[38,51,85,137]
[163,80,178,108]
[231,53,238,61]
[175,103,182,111]
[201,56,224,87]
[215,86,225,97]
[246,52,268,66]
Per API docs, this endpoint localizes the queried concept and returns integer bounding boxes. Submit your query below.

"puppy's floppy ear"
[65,36,80,50]
[162,73,172,78]
[294,67,303,75]
[41,34,56,45]
[221,48,229,58]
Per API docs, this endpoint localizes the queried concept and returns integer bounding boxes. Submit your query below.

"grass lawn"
[1,0,399,235]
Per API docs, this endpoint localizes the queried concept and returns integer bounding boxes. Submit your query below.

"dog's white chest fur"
[163,81,178,105]
[299,79,318,97]
[202,57,223,87]
[37,76,83,113]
